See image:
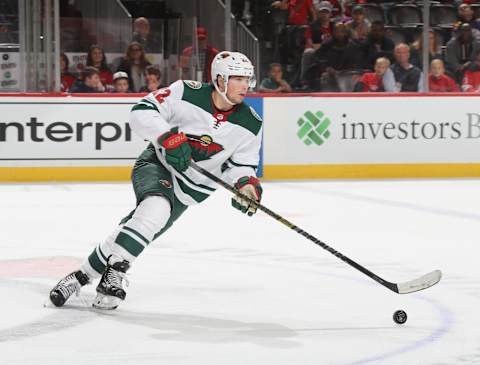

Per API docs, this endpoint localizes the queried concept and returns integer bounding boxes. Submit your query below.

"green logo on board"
[297,110,331,146]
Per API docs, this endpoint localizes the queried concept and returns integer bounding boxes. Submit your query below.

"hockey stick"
[190,162,442,294]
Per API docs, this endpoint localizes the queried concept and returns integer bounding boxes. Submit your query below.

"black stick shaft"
[190,162,398,293]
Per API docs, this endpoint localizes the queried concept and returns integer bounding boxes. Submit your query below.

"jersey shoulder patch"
[183,80,203,89]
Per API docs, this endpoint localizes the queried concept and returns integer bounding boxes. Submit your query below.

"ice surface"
[1,179,479,365]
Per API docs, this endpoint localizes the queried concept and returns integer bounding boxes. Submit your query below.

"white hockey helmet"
[211,51,256,105]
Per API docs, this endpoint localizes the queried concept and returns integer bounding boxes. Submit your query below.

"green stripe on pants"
[115,231,145,257]
[122,226,149,245]
[97,245,108,262]
[88,250,106,274]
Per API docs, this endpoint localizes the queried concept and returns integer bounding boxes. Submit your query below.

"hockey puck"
[393,310,407,324]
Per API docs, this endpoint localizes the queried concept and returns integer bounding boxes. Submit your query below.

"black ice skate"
[49,270,90,307]
[93,258,130,310]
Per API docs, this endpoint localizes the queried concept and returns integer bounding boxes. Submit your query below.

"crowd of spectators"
[59,17,219,94]
[59,16,165,94]
[179,27,219,83]
[260,0,480,93]
[49,0,480,94]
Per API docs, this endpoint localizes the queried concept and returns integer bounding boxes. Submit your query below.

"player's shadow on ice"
[94,309,394,348]
[97,309,300,348]
[0,280,392,349]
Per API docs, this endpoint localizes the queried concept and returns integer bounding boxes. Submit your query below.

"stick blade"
[396,269,442,294]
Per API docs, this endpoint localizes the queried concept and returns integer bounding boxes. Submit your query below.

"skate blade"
[92,293,121,310]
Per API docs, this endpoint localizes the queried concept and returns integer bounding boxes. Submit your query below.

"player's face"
[226,76,249,104]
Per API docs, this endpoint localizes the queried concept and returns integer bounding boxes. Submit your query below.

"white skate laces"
[106,267,130,289]
[92,257,131,310]
[49,270,91,307]
[57,272,82,299]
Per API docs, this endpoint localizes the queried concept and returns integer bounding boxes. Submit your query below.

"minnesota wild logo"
[184,80,202,89]
[186,134,224,161]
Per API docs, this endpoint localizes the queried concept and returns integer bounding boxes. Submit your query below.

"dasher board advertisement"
[262,95,480,179]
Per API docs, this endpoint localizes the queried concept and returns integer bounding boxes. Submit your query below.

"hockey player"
[49,51,263,310]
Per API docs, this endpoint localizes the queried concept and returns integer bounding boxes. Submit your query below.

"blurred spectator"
[259,63,292,93]
[340,0,355,21]
[445,23,480,81]
[313,0,342,18]
[362,21,395,69]
[69,67,105,93]
[305,1,335,47]
[60,53,75,92]
[86,45,113,88]
[461,49,480,91]
[232,0,249,24]
[409,30,442,69]
[271,0,317,25]
[132,17,162,53]
[116,42,151,92]
[139,65,164,92]
[307,22,365,90]
[345,5,370,41]
[315,23,363,70]
[112,71,131,93]
[457,3,480,31]
[353,57,390,92]
[0,15,15,43]
[329,0,342,18]
[301,1,335,81]
[59,1,96,52]
[429,59,460,92]
[383,43,423,92]
[180,26,219,83]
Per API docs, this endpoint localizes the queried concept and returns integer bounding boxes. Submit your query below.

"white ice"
[1,179,479,365]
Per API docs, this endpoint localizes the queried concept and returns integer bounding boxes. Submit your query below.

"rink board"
[0,95,144,182]
[1,93,480,181]
[261,93,480,179]
[0,94,263,182]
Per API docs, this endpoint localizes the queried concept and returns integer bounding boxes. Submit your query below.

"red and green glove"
[158,127,192,172]
[232,176,263,216]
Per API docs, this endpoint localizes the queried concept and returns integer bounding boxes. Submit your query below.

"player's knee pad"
[125,195,172,242]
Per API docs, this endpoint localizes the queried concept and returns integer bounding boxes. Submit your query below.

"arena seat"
[388,4,422,26]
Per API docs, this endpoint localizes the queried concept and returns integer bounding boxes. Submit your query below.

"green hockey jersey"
[129,80,263,206]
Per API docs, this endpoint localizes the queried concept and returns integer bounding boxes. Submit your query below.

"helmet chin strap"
[214,76,236,106]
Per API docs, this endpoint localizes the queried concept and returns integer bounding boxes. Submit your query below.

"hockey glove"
[232,176,263,216]
[158,127,192,172]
